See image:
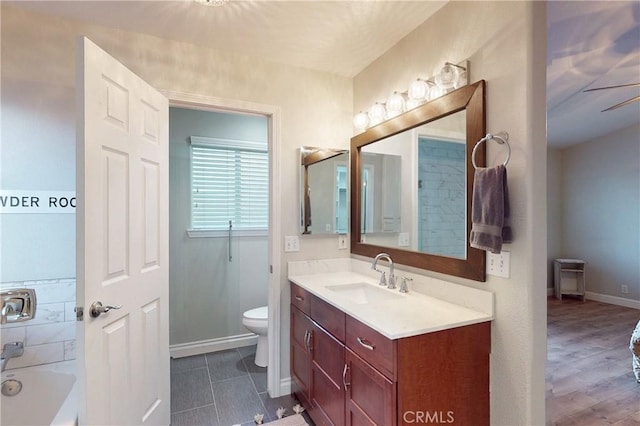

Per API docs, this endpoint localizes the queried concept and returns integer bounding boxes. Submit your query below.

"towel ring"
[472,131,510,169]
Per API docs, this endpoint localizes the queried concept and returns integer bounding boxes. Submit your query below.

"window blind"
[190,136,268,230]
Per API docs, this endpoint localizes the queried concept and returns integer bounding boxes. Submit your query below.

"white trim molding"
[585,291,640,310]
[279,376,292,396]
[170,334,258,359]
[162,90,284,397]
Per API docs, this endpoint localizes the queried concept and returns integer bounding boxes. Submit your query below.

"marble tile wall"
[0,278,76,369]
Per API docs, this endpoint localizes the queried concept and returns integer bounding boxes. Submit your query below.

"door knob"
[90,301,122,318]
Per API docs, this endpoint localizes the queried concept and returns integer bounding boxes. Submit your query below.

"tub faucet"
[1,342,24,372]
[372,253,396,289]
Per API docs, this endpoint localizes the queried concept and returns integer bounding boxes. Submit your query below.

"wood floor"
[547,297,640,425]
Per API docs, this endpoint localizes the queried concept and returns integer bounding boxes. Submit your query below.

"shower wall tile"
[27,279,75,303]
[0,326,25,346]
[64,340,76,360]
[64,301,77,322]
[26,321,75,346]
[5,342,65,370]
[0,277,76,369]
[1,282,26,290]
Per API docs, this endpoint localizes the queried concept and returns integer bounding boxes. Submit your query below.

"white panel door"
[76,37,169,425]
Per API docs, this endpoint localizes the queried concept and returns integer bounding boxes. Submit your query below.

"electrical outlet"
[487,251,510,278]
[338,234,347,250]
[621,285,629,294]
[284,235,300,252]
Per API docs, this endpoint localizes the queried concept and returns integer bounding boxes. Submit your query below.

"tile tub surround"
[0,278,76,369]
[288,258,494,339]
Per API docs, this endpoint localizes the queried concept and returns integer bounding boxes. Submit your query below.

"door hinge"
[270,265,273,274]
[74,306,84,321]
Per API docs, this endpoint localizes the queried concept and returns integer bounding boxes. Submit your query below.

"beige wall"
[354,2,547,424]
[560,124,640,302]
[547,147,563,291]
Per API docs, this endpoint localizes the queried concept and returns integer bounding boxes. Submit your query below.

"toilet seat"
[244,306,267,320]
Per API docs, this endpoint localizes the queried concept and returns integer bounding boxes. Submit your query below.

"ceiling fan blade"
[584,82,640,92]
[602,95,640,112]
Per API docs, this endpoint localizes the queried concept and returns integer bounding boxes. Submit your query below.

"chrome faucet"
[1,342,24,372]
[372,253,396,289]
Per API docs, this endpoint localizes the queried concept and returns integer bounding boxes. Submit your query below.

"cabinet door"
[291,306,313,402]
[311,322,346,426]
[345,349,396,426]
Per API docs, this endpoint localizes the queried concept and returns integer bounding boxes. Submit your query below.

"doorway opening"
[165,91,282,398]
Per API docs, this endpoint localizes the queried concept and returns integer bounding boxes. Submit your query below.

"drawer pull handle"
[357,337,375,351]
[294,295,304,302]
[304,330,313,352]
[342,364,350,389]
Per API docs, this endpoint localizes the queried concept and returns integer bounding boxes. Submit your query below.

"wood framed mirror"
[350,80,486,281]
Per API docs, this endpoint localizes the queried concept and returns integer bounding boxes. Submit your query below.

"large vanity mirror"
[300,147,349,235]
[351,80,486,281]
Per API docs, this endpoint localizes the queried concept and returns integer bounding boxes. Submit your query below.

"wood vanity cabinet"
[290,282,491,426]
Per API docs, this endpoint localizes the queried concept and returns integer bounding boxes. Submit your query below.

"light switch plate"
[487,251,510,278]
[284,235,300,252]
[338,234,347,250]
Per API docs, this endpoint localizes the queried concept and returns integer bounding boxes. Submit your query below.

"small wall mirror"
[351,80,486,281]
[300,147,349,235]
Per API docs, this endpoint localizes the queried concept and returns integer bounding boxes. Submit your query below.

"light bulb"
[435,63,460,90]
[368,103,386,126]
[386,92,406,118]
[428,83,445,100]
[408,79,428,101]
[353,111,370,130]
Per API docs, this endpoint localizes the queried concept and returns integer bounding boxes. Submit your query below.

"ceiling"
[4,1,639,148]
[547,1,640,147]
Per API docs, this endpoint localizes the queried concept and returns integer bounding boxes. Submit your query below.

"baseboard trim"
[585,291,640,310]
[279,377,292,396]
[170,333,258,358]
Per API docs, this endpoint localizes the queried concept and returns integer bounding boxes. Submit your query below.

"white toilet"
[242,306,268,367]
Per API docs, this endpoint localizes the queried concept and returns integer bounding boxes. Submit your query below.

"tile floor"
[170,345,306,426]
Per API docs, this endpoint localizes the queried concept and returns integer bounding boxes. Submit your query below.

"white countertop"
[288,259,494,340]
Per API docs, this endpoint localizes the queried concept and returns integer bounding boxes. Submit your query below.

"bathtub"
[1,360,76,426]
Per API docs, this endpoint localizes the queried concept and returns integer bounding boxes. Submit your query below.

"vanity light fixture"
[385,91,406,119]
[353,60,469,134]
[408,78,429,101]
[368,102,387,126]
[353,111,370,130]
[195,0,229,6]
[435,62,467,90]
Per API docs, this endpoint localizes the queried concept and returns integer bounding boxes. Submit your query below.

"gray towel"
[470,165,512,253]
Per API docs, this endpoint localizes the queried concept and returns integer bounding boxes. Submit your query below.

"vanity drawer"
[346,316,396,380]
[310,296,346,343]
[291,283,311,315]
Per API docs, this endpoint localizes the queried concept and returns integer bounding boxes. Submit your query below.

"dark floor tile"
[212,375,267,425]
[206,349,249,382]
[240,351,268,393]
[171,367,214,413]
[259,392,300,422]
[171,354,207,374]
[237,344,257,358]
[171,404,219,426]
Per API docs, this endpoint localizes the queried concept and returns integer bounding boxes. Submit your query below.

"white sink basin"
[325,282,402,304]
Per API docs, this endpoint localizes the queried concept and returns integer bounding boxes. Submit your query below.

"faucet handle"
[399,277,411,293]
[387,273,397,290]
[377,271,387,286]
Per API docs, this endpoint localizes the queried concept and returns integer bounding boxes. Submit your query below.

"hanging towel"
[470,164,512,253]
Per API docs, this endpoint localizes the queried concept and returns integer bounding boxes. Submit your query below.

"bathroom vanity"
[288,259,494,426]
